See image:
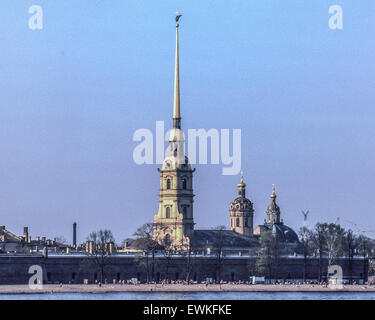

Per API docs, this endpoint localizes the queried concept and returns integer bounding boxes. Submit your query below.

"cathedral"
[153,15,298,252]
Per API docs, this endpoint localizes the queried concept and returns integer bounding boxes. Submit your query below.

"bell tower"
[229,173,254,237]
[265,184,281,224]
[153,13,195,247]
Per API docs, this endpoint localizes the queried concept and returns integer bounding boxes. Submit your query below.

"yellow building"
[153,15,195,248]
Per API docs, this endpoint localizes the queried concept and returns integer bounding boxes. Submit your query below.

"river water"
[0,291,374,300]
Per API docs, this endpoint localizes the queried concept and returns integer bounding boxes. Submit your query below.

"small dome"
[230,197,254,211]
[237,181,246,188]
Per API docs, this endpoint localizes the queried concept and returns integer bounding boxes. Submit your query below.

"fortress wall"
[0,255,367,284]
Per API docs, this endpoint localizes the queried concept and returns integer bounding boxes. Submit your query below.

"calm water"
[0,291,375,300]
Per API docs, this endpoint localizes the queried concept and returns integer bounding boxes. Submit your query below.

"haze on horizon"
[0,0,374,245]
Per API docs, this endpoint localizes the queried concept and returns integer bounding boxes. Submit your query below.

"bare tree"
[342,229,358,284]
[133,223,160,283]
[178,237,197,284]
[357,235,375,281]
[54,236,68,245]
[212,225,226,283]
[159,236,178,282]
[84,229,115,283]
[311,223,327,282]
[324,223,345,268]
[298,226,312,282]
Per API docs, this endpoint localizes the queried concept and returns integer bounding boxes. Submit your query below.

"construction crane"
[341,219,375,234]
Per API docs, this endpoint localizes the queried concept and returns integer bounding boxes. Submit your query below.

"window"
[166,179,171,189]
[166,207,170,218]
[182,179,187,189]
[72,272,76,281]
[183,206,187,217]
[236,218,240,227]
[244,218,248,227]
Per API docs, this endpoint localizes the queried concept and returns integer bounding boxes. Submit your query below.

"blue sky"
[0,1,374,244]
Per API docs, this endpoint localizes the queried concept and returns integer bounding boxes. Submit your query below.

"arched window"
[183,206,187,217]
[165,234,171,245]
[166,179,171,190]
[244,218,248,227]
[166,207,170,219]
[236,218,240,227]
[182,178,187,190]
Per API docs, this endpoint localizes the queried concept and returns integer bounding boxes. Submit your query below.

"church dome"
[272,223,299,243]
[230,197,253,211]
[265,184,281,224]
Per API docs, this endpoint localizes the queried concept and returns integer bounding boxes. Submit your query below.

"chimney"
[73,222,77,248]
[23,227,29,241]
[0,226,5,231]
[36,236,40,241]
[42,237,46,243]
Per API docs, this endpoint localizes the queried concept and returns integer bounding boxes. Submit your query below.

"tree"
[256,231,281,281]
[178,237,197,284]
[84,229,115,283]
[311,223,328,282]
[357,235,375,281]
[159,234,178,282]
[342,229,358,284]
[133,223,160,283]
[324,223,345,269]
[54,236,68,245]
[298,226,312,282]
[311,222,346,281]
[212,225,227,283]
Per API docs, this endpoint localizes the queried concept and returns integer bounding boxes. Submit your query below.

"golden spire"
[173,11,182,129]
[238,171,246,196]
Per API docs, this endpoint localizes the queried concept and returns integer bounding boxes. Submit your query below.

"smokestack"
[23,227,29,241]
[73,222,77,248]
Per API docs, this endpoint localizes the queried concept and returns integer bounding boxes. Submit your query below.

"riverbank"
[0,284,374,294]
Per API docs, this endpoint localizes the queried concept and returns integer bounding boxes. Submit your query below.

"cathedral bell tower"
[229,173,254,237]
[265,184,281,224]
[153,13,195,247]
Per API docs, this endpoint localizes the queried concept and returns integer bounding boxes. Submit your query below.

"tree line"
[81,222,375,284]
[256,223,375,283]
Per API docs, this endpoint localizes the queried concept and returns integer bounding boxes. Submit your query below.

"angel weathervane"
[176,11,182,27]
